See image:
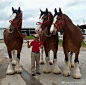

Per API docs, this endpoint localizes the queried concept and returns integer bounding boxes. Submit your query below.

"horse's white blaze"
[73,62,82,79]
[50,15,58,33]
[43,57,51,73]
[8,13,16,28]
[49,50,54,64]
[35,15,44,33]
[52,59,61,74]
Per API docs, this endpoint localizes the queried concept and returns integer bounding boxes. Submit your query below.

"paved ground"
[0,41,86,85]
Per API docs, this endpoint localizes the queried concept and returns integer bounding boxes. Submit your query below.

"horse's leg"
[39,48,44,64]
[49,50,54,65]
[62,51,70,76]
[43,53,51,73]
[70,51,74,68]
[15,49,22,73]
[6,50,15,74]
[73,50,81,79]
[12,49,17,65]
[52,52,61,74]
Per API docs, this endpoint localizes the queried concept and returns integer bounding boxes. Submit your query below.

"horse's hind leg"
[70,51,74,68]
[12,49,17,65]
[62,51,70,76]
[52,52,61,74]
[39,48,44,64]
[6,50,15,75]
[73,50,81,79]
[15,49,22,73]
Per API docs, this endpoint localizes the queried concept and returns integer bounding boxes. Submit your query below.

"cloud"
[0,0,86,28]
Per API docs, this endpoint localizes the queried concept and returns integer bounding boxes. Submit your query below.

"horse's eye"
[58,18,61,20]
[44,18,47,21]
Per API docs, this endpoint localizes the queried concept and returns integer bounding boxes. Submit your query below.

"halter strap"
[36,14,50,30]
[52,14,65,31]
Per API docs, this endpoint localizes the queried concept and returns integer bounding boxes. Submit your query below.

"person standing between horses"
[27,34,43,76]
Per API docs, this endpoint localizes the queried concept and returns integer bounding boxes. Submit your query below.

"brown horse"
[50,8,83,79]
[35,8,61,74]
[3,7,23,74]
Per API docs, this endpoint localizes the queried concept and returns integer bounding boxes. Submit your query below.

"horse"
[35,8,61,74]
[50,8,83,79]
[3,7,23,74]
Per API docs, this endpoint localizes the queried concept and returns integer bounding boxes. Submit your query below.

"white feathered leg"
[43,57,51,73]
[15,58,22,73]
[73,62,82,79]
[49,50,53,65]
[6,59,15,75]
[52,59,61,74]
[39,48,44,64]
[70,53,74,68]
[12,50,17,65]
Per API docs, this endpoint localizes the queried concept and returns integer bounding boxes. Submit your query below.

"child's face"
[35,37,39,41]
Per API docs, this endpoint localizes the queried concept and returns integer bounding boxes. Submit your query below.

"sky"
[0,0,86,28]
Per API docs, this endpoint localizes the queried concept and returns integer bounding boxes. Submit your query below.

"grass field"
[25,36,86,47]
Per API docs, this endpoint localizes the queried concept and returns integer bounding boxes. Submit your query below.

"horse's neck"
[63,15,75,35]
[44,27,50,35]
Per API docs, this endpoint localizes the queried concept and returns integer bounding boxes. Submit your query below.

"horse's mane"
[64,14,72,23]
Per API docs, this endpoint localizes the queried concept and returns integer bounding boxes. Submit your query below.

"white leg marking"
[73,62,82,79]
[12,50,17,65]
[49,50,53,65]
[43,57,51,73]
[15,58,23,73]
[39,48,44,64]
[62,60,70,76]
[52,59,61,74]
[6,59,15,74]
[70,53,74,68]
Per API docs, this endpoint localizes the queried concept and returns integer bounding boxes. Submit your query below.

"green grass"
[25,36,34,39]
[59,40,86,47]
[25,36,86,47]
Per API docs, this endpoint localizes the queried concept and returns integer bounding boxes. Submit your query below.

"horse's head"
[9,7,22,31]
[35,8,53,34]
[50,8,64,33]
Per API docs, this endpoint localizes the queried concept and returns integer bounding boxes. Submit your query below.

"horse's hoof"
[73,73,82,79]
[71,64,74,68]
[49,61,53,65]
[54,73,61,75]
[44,72,50,74]
[62,72,70,77]
[39,61,44,65]
[6,70,15,75]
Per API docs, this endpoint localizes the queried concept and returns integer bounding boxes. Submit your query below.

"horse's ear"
[54,8,57,14]
[59,8,62,14]
[12,7,14,13]
[46,8,48,15]
[18,7,21,13]
[40,9,43,13]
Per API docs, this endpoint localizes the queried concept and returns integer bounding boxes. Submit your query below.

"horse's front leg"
[6,50,15,74]
[70,51,74,68]
[52,52,61,74]
[39,48,44,64]
[12,49,17,65]
[43,52,51,73]
[62,51,71,76]
[15,49,22,73]
[73,50,81,79]
[49,50,54,65]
